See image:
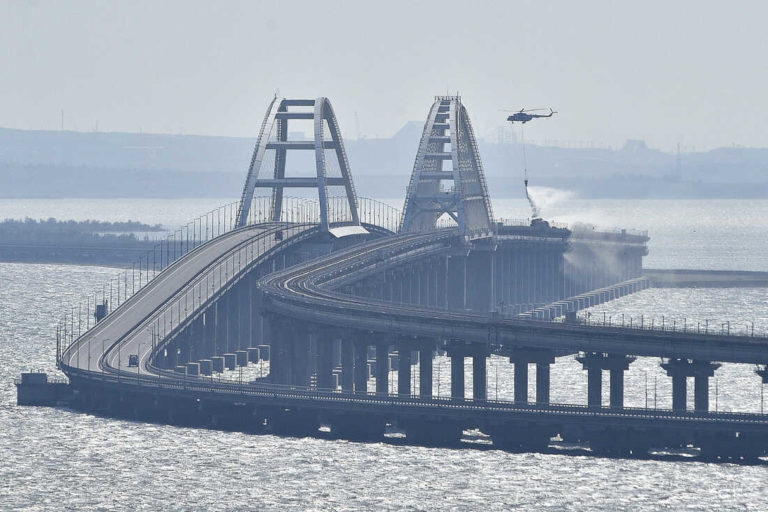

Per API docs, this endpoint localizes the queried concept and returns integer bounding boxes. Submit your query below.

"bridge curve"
[258,230,768,365]
[46,93,768,459]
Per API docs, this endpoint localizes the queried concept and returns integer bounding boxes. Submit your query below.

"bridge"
[33,95,768,460]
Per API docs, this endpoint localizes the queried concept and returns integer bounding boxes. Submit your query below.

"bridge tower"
[236,97,364,234]
[400,96,494,236]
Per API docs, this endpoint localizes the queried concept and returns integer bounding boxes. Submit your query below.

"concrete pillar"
[419,345,433,398]
[536,362,550,404]
[437,257,447,309]
[578,353,635,409]
[269,318,294,386]
[316,334,334,390]
[375,342,389,395]
[672,373,687,412]
[292,336,311,387]
[472,354,487,401]
[609,368,624,409]
[694,374,709,412]
[662,359,720,412]
[514,361,528,404]
[398,342,412,397]
[450,354,465,400]
[447,255,467,311]
[341,338,354,392]
[354,341,368,394]
[587,367,602,408]
[203,308,216,358]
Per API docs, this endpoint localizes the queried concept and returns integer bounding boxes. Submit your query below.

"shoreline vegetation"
[0,218,163,243]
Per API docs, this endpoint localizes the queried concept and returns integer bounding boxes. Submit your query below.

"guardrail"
[572,312,764,338]
[55,196,407,368]
[60,365,768,426]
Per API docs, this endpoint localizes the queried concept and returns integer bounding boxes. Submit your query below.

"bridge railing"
[139,223,319,374]
[61,365,768,424]
[573,311,764,338]
[55,195,417,367]
[56,197,283,366]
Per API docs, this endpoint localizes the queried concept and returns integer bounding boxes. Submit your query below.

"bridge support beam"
[203,306,216,358]
[354,340,368,394]
[375,341,389,395]
[508,348,556,405]
[577,353,636,408]
[514,361,528,404]
[536,362,551,404]
[267,316,291,385]
[292,335,311,388]
[446,341,489,401]
[419,342,434,398]
[472,353,487,401]
[661,359,721,412]
[316,329,335,390]
[446,255,467,312]
[450,353,465,400]
[341,337,354,392]
[398,341,412,397]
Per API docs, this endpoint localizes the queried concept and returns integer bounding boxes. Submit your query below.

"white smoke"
[526,186,575,218]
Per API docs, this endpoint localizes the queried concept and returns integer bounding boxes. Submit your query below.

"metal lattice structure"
[400,96,494,236]
[236,97,363,235]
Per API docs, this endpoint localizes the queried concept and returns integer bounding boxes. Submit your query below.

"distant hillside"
[1,126,767,199]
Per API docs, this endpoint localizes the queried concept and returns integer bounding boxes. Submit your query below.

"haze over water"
[2,197,768,510]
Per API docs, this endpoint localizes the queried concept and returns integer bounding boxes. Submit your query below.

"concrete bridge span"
[37,95,768,460]
[258,229,768,366]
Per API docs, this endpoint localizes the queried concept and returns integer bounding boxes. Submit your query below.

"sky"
[1,0,767,152]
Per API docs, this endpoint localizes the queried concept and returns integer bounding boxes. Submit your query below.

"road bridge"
[34,96,768,460]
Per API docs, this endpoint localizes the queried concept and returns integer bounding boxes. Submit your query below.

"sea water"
[2,198,768,510]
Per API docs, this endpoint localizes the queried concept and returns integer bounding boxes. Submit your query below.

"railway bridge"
[39,96,768,459]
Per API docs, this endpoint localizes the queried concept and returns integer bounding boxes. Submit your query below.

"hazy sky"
[2,0,766,151]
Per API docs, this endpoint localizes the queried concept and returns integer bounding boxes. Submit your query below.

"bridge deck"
[259,231,768,364]
[61,222,314,376]
[57,224,768,442]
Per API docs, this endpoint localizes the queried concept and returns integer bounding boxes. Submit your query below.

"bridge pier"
[226,284,241,351]
[508,348,556,405]
[200,304,213,357]
[398,339,412,396]
[340,337,354,392]
[577,353,636,408]
[375,340,389,395]
[291,333,311,388]
[419,341,434,398]
[353,339,368,394]
[473,352,487,401]
[661,359,721,412]
[315,329,335,390]
[446,254,467,311]
[536,362,551,404]
[449,350,465,399]
[446,341,488,400]
[216,295,229,354]
[268,317,290,385]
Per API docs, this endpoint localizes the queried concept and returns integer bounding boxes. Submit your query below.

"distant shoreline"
[0,240,159,268]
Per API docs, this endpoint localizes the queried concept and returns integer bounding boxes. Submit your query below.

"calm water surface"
[2,198,768,510]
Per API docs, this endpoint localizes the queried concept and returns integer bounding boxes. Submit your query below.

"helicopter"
[505,107,557,124]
